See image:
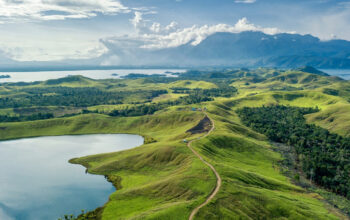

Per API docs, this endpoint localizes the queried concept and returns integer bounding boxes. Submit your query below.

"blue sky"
[0,0,349,62]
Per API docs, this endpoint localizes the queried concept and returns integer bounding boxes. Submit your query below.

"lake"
[0,134,144,220]
[0,69,185,83]
[0,68,348,83]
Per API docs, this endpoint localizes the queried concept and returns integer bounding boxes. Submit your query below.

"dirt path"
[188,113,222,220]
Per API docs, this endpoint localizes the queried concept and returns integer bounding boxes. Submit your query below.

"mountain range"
[2,31,350,71]
[136,31,350,68]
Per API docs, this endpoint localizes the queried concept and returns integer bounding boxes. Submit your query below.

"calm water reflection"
[0,134,143,220]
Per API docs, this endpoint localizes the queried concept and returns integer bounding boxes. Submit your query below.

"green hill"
[0,68,349,219]
[296,66,329,76]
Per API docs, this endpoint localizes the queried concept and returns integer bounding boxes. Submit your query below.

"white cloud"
[165,21,178,32]
[300,5,350,41]
[130,11,143,28]
[1,17,284,62]
[139,17,280,49]
[150,22,161,33]
[0,0,130,22]
[130,11,178,35]
[234,0,256,3]
[149,21,178,34]
[0,40,108,61]
[126,15,281,49]
[99,17,284,65]
[129,11,155,34]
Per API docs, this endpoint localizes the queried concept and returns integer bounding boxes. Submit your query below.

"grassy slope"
[167,80,218,89]
[191,102,342,219]
[231,70,350,137]
[1,71,349,219]
[0,105,345,219]
[0,111,216,219]
[234,91,350,138]
[0,77,217,115]
[306,103,350,137]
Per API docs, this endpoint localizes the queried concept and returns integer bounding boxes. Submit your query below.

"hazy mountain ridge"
[157,31,350,68]
[1,31,350,70]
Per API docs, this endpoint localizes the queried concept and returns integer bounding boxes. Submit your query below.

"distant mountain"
[1,31,350,70]
[151,31,350,68]
[296,66,329,76]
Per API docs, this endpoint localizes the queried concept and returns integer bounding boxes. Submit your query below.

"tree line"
[171,86,238,98]
[109,93,212,117]
[237,105,350,199]
[0,87,168,108]
[0,113,54,122]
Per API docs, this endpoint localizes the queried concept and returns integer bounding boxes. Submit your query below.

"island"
[0,74,11,79]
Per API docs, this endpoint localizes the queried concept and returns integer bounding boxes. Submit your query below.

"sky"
[0,0,349,62]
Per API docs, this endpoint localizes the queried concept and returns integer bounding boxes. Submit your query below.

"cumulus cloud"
[99,17,283,65]
[125,16,280,49]
[234,0,256,3]
[150,22,161,33]
[165,21,178,32]
[130,12,143,28]
[130,11,178,35]
[0,40,108,61]
[0,0,130,22]
[148,21,178,34]
[137,17,280,49]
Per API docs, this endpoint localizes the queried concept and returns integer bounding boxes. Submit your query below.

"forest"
[0,87,168,108]
[171,86,237,98]
[0,113,54,122]
[109,86,237,117]
[237,105,350,199]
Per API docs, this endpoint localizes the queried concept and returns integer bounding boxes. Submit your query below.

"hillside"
[0,67,350,219]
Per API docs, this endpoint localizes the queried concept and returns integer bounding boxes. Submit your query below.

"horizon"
[1,2,350,219]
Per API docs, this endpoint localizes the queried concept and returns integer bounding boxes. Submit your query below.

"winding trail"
[188,113,222,220]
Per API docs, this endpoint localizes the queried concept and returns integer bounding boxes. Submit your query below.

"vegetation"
[171,86,237,98]
[1,67,350,219]
[306,103,350,137]
[237,105,350,199]
[0,87,168,108]
[0,112,54,122]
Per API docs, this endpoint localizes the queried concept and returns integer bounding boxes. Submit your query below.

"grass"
[87,104,137,113]
[1,69,350,219]
[152,93,188,102]
[1,105,346,219]
[0,111,217,219]
[167,80,218,90]
[0,108,14,115]
[189,103,343,219]
[306,103,350,137]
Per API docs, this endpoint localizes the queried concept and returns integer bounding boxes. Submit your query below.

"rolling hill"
[0,67,350,219]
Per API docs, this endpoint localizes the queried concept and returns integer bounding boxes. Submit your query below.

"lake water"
[0,69,185,83]
[0,68,348,83]
[0,134,143,220]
